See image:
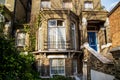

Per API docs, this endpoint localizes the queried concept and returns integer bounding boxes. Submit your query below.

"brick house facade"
[108,1,120,48]
[29,0,108,77]
[1,0,113,78]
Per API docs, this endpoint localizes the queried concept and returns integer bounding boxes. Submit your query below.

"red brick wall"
[109,6,120,48]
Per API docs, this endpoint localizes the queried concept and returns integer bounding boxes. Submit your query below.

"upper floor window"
[41,0,51,9]
[48,20,66,50]
[70,22,76,50]
[0,0,5,4]
[84,1,93,10]
[16,32,26,47]
[63,0,72,10]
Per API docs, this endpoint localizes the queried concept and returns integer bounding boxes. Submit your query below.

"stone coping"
[33,50,82,54]
[110,46,120,53]
[83,42,112,64]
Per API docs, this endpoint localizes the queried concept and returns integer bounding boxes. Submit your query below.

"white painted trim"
[97,43,100,53]
[101,43,112,49]
[91,69,115,80]
[47,55,67,58]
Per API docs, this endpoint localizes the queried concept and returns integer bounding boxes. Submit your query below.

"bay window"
[48,20,66,50]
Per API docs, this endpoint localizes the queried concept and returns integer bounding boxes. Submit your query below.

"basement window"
[50,59,65,76]
[41,0,51,9]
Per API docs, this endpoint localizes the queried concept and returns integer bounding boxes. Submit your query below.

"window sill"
[48,49,66,51]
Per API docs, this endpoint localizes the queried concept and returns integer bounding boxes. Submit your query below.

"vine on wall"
[23,11,44,51]
[0,5,5,36]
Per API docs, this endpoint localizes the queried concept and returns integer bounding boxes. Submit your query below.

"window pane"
[17,33,25,46]
[48,20,66,49]
[84,2,93,9]
[71,23,76,49]
[17,33,25,39]
[51,59,65,74]
[49,20,56,27]
[48,28,57,49]
[17,39,25,46]
[57,20,64,26]
[41,1,51,8]
[58,28,66,49]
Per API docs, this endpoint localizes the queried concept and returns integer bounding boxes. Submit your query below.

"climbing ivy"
[23,11,44,51]
[0,5,4,14]
[0,8,40,79]
[0,5,5,36]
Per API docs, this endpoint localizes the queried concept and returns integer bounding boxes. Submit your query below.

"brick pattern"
[109,4,120,80]
[109,6,120,48]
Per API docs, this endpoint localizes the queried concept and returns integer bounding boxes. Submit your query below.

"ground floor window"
[50,59,65,76]
[73,59,77,74]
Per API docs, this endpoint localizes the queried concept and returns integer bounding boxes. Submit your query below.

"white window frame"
[84,1,93,10]
[50,59,65,77]
[48,19,66,50]
[16,32,26,47]
[40,0,51,9]
[71,22,76,50]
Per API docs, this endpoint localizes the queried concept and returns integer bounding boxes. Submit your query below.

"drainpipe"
[11,0,17,36]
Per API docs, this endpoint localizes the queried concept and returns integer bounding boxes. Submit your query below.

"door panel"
[88,32,97,51]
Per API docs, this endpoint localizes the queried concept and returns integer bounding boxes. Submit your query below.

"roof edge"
[108,1,120,17]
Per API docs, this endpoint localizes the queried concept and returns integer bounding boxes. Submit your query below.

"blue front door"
[88,32,97,51]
